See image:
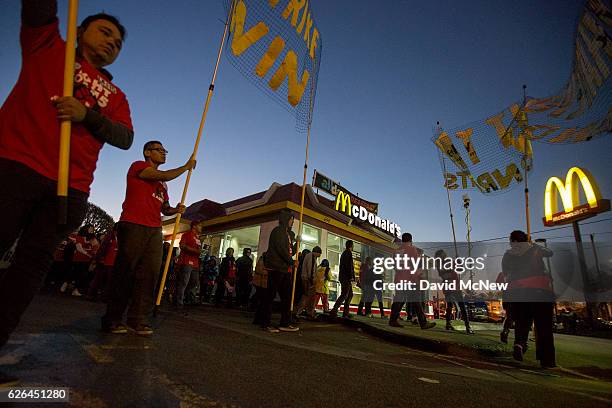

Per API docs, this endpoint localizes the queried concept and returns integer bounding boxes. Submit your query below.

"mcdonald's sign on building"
[543,167,610,227]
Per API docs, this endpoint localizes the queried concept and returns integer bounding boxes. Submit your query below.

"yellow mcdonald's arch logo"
[543,166,609,226]
[335,191,352,216]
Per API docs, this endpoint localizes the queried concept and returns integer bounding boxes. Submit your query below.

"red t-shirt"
[73,235,99,263]
[120,161,169,227]
[0,19,133,193]
[100,236,118,266]
[394,244,421,283]
[176,230,201,268]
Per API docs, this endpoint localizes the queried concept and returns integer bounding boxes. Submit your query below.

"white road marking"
[418,377,440,384]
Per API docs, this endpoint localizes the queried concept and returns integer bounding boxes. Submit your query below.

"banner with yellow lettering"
[225,0,322,131]
[433,0,611,195]
[432,112,530,195]
[525,0,611,144]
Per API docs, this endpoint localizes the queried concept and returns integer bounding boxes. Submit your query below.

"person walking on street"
[435,249,473,334]
[101,141,195,336]
[503,230,556,368]
[330,240,356,319]
[314,259,331,313]
[235,248,254,309]
[297,246,322,318]
[175,221,202,309]
[252,251,269,325]
[496,269,514,343]
[87,224,118,301]
[357,257,386,319]
[389,233,435,330]
[61,224,99,296]
[200,256,218,304]
[216,248,236,308]
[261,209,298,333]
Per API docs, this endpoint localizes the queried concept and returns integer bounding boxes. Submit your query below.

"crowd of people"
[0,1,560,387]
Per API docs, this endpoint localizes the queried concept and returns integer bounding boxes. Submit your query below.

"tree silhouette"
[81,202,115,237]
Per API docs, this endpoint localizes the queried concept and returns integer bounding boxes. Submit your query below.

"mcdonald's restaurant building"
[162,182,402,311]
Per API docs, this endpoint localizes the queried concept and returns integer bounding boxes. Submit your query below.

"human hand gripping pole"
[154,0,236,310]
[57,0,79,224]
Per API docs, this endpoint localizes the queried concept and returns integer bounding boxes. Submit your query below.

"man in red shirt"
[175,221,203,309]
[87,224,119,301]
[389,233,435,329]
[0,0,133,355]
[101,141,195,335]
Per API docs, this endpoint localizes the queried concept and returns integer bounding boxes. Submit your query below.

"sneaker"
[446,324,455,331]
[329,310,338,317]
[103,323,128,334]
[59,282,68,293]
[263,326,280,333]
[343,314,353,320]
[513,344,524,362]
[0,371,20,388]
[71,288,83,297]
[466,327,475,335]
[389,320,403,328]
[420,322,436,330]
[278,325,300,332]
[380,314,388,320]
[129,324,153,336]
[366,313,374,318]
[500,330,509,344]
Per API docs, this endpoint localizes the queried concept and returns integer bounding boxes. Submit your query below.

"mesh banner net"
[432,0,611,195]
[224,0,322,132]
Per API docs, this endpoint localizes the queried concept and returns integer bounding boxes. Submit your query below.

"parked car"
[466,302,489,322]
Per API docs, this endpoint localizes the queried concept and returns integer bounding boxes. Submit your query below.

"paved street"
[1,294,611,407]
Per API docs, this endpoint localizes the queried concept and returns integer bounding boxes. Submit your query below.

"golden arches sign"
[543,166,610,226]
[335,190,352,216]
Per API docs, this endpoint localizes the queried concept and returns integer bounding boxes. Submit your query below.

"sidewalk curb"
[319,315,508,360]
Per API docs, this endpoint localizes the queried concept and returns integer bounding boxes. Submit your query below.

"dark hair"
[345,240,353,249]
[434,249,446,258]
[312,246,322,254]
[320,259,329,267]
[510,230,528,243]
[402,233,412,243]
[78,224,94,236]
[80,13,127,40]
[143,140,162,156]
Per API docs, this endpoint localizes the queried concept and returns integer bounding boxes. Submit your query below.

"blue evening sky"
[1,0,610,243]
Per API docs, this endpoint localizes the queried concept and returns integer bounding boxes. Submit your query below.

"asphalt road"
[1,294,611,407]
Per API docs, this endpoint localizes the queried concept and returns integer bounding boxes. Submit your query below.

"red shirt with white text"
[0,19,133,192]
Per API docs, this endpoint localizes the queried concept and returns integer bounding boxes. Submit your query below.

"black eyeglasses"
[148,148,168,154]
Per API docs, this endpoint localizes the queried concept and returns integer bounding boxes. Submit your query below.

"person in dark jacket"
[330,240,355,318]
[435,249,473,334]
[235,248,253,309]
[503,230,556,368]
[215,248,236,308]
[357,257,386,318]
[261,209,298,332]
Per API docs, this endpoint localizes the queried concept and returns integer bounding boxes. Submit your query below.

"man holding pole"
[101,141,195,335]
[0,0,133,359]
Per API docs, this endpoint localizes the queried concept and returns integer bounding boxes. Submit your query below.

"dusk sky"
[1,0,610,244]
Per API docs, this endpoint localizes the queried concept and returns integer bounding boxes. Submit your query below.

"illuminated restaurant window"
[292,223,321,253]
